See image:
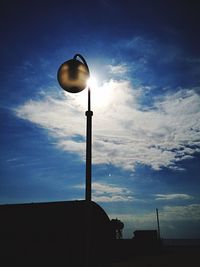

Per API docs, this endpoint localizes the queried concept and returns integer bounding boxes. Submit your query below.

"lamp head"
[57,58,90,93]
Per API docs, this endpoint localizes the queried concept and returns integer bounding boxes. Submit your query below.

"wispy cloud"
[110,204,200,226]
[74,182,134,202]
[162,204,200,221]
[109,203,200,238]
[154,193,193,201]
[107,64,128,75]
[116,36,200,86]
[15,79,200,172]
[117,36,182,64]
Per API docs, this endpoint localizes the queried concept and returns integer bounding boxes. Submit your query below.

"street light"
[57,54,93,201]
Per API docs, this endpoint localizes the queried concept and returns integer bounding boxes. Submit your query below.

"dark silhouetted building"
[133,230,159,249]
[133,230,158,241]
[0,200,112,266]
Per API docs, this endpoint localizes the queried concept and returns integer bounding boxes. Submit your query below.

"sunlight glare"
[87,76,98,89]
[74,75,113,110]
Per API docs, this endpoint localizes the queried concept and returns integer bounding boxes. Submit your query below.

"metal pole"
[85,86,93,266]
[73,54,93,202]
[73,54,93,265]
[156,208,160,240]
[85,87,93,201]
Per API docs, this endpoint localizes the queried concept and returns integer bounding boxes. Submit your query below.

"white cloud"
[15,80,200,171]
[74,182,134,202]
[93,182,127,194]
[154,193,193,201]
[93,195,133,202]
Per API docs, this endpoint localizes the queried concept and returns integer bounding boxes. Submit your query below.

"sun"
[88,76,114,109]
[73,75,113,110]
[87,76,98,89]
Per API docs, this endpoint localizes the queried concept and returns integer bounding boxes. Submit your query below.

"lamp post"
[57,54,93,201]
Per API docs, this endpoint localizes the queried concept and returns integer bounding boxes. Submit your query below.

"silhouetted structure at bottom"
[111,218,124,239]
[133,230,159,246]
[0,200,112,266]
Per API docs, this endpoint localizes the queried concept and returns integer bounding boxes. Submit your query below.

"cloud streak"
[74,182,134,202]
[154,193,193,201]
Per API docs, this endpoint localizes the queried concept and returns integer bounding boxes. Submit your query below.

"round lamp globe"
[57,59,89,93]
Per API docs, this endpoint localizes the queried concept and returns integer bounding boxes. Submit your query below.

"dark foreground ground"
[111,245,200,267]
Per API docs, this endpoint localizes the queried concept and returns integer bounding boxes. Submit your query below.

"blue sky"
[1,0,200,239]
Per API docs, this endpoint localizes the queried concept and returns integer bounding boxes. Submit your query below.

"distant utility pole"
[156,208,161,240]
